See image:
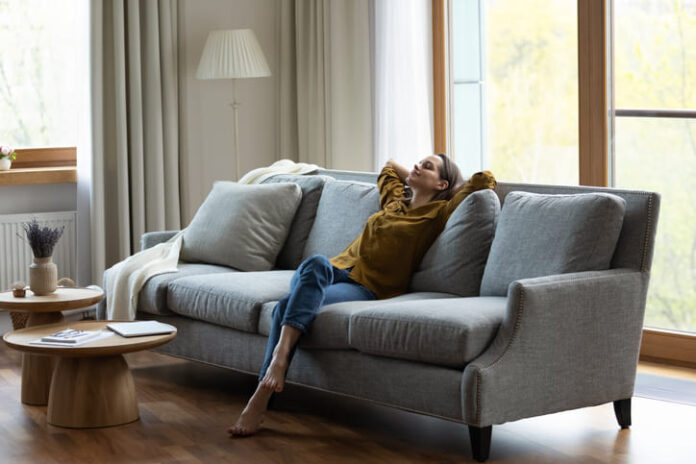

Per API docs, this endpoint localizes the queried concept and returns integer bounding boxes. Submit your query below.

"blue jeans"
[258,254,376,380]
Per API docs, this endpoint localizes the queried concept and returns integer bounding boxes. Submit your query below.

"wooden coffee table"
[3,320,176,428]
[0,287,104,405]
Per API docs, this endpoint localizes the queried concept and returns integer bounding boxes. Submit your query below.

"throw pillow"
[479,191,627,296]
[409,189,501,296]
[302,180,380,260]
[180,181,302,271]
[262,174,333,270]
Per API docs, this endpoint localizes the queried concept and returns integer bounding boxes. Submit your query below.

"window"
[0,0,84,148]
[444,0,696,361]
[613,0,696,333]
[449,0,578,184]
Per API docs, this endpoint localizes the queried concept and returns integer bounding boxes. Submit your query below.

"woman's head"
[406,154,463,202]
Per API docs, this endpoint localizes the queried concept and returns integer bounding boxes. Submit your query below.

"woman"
[229,154,495,436]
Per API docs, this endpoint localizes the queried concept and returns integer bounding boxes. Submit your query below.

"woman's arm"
[444,170,497,217]
[385,158,410,183]
[378,159,408,209]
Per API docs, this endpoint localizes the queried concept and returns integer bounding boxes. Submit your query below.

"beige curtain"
[90,0,180,283]
[280,0,373,171]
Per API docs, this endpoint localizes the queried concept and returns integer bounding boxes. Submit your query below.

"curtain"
[90,0,180,284]
[279,0,373,171]
[373,0,433,170]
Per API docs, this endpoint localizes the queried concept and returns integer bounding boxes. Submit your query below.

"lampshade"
[195,29,271,80]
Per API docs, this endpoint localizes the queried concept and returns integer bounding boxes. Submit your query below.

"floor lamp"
[195,29,271,180]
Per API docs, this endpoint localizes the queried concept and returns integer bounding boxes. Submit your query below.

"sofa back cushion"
[302,180,380,260]
[493,182,660,273]
[180,181,302,271]
[409,189,500,296]
[262,174,333,270]
[480,191,627,296]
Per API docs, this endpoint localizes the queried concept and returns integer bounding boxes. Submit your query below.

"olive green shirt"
[330,167,497,299]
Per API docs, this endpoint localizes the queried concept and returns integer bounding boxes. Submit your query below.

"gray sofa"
[99,168,660,462]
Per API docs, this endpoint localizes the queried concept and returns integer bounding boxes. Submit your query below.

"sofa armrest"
[141,230,180,250]
[462,268,649,426]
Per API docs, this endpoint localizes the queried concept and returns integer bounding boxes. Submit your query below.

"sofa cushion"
[106,262,234,316]
[349,297,507,368]
[409,189,500,296]
[302,180,380,259]
[480,191,627,296]
[258,292,457,349]
[180,181,302,271]
[167,271,294,332]
[262,174,333,270]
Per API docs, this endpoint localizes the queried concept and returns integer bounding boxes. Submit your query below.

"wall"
[178,0,280,224]
[0,184,76,215]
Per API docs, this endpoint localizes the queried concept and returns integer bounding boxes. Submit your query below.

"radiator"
[0,211,77,291]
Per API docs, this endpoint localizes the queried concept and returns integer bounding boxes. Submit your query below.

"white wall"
[178,0,280,224]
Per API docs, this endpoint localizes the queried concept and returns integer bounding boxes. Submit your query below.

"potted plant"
[23,219,65,295]
[0,145,17,170]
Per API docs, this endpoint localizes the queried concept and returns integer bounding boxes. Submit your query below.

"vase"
[29,257,58,296]
[0,159,11,171]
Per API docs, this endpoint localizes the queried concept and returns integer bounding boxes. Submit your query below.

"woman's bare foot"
[259,347,289,393]
[228,384,274,437]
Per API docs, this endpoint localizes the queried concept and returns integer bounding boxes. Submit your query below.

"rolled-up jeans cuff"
[282,320,308,333]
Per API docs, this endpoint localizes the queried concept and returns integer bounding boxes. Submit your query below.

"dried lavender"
[22,219,64,258]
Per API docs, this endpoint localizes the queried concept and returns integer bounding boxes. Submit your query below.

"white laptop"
[106,320,176,338]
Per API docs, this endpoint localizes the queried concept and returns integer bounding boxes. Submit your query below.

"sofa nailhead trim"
[474,287,526,426]
[640,193,654,273]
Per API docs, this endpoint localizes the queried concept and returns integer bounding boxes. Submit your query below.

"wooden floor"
[1,343,695,463]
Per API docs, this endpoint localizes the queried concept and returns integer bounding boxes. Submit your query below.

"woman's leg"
[229,256,375,436]
[259,255,335,392]
[229,255,334,436]
[260,265,377,392]
[227,297,290,436]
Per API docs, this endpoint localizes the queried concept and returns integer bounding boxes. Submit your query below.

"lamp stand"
[231,79,241,180]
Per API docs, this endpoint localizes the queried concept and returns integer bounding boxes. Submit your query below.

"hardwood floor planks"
[0,342,695,463]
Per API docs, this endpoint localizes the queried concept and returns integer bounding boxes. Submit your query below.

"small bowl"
[12,287,26,298]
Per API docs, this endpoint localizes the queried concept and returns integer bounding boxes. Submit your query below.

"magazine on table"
[106,320,176,338]
[41,328,102,344]
[30,328,114,347]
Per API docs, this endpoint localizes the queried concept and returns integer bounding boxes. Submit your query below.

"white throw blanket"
[105,159,319,320]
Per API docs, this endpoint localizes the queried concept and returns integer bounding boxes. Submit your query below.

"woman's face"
[406,155,448,193]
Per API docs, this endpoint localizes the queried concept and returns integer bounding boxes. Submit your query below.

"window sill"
[640,328,696,369]
[0,167,77,186]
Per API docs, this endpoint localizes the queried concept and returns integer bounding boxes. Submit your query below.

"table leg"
[47,355,139,428]
[21,311,64,405]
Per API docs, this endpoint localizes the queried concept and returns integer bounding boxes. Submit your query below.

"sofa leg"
[613,398,631,429]
[468,425,492,462]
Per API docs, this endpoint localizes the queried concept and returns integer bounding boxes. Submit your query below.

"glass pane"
[452,0,481,82]
[0,0,83,147]
[615,0,696,109]
[615,117,696,332]
[453,83,482,175]
[484,0,578,184]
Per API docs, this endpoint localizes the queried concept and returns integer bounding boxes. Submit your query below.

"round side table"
[4,320,176,428]
[0,287,104,405]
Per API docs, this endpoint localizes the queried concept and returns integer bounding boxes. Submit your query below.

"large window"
[450,0,578,184]
[613,0,696,333]
[0,0,84,148]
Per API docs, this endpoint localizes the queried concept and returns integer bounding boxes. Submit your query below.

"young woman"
[228,154,496,436]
